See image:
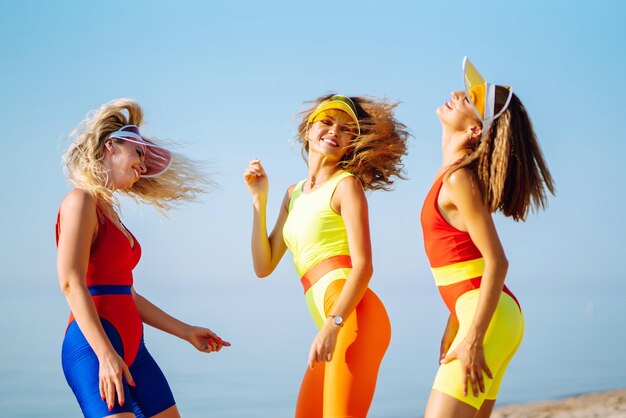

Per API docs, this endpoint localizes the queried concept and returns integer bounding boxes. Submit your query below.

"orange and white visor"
[462,56,513,139]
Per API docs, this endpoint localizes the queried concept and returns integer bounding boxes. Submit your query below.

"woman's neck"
[306,154,341,190]
[441,130,472,167]
[97,201,118,220]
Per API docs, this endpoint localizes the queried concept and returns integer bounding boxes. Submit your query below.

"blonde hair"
[296,94,410,191]
[449,89,555,221]
[63,98,209,213]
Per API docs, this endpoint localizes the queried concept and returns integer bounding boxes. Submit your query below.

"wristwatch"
[328,315,344,326]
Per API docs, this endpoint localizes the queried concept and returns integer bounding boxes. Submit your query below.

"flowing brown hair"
[63,98,210,213]
[449,88,555,221]
[296,94,410,191]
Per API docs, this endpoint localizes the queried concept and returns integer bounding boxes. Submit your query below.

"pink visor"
[109,125,172,178]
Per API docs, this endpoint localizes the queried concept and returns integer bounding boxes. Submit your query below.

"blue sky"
[2,0,624,289]
[1,1,625,415]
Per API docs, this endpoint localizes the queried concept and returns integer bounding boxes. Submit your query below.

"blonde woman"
[244,94,409,417]
[56,99,229,418]
[421,58,555,417]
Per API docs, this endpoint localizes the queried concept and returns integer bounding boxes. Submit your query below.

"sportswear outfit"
[420,169,524,409]
[57,207,175,417]
[283,171,391,418]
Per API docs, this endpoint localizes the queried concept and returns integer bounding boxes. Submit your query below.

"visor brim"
[308,98,361,136]
[463,56,487,120]
[109,132,172,178]
[142,145,172,178]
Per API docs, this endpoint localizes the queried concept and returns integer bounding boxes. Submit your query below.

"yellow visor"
[462,56,513,138]
[307,95,360,136]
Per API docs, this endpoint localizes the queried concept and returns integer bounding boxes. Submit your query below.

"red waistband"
[300,255,352,294]
[438,277,521,318]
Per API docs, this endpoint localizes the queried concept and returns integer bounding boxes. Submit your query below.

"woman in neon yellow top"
[244,94,409,417]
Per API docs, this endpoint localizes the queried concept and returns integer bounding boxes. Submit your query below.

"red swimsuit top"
[421,169,519,316]
[57,207,145,365]
[421,171,482,268]
[56,207,141,286]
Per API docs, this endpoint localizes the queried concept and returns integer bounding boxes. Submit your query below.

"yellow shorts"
[433,289,524,409]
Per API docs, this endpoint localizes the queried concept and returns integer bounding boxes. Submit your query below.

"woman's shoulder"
[336,172,364,192]
[445,167,478,192]
[57,189,100,243]
[334,173,365,204]
[444,167,485,207]
[60,189,97,216]
[288,182,300,194]
[282,182,301,212]
[286,182,301,199]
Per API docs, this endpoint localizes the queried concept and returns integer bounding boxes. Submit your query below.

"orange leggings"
[295,279,391,418]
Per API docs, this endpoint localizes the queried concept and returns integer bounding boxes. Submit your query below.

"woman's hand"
[185,325,231,353]
[243,159,269,202]
[440,337,493,397]
[308,319,341,368]
[439,315,459,363]
[98,350,135,411]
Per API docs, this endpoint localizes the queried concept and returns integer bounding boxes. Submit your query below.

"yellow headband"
[308,95,360,135]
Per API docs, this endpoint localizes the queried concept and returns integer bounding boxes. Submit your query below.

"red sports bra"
[56,207,141,287]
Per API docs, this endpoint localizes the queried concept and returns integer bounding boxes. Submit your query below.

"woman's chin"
[116,180,136,190]
[310,146,343,159]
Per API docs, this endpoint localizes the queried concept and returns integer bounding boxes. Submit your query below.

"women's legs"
[62,320,137,417]
[424,390,478,418]
[152,405,181,418]
[295,361,325,418]
[426,291,523,417]
[424,392,496,418]
[322,280,391,417]
[128,339,176,417]
[475,400,496,418]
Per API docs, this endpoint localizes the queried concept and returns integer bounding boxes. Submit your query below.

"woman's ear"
[468,125,482,142]
[104,139,114,153]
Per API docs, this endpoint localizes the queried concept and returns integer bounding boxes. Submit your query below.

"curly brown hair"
[296,94,410,191]
[449,88,555,221]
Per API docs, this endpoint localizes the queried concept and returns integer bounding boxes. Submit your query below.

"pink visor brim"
[109,125,172,178]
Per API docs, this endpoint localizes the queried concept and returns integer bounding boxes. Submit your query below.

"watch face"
[333,315,343,326]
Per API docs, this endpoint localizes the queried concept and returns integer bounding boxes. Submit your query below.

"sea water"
[1,277,624,418]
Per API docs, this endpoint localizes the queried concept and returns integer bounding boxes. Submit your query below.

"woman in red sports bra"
[420,58,555,418]
[56,99,230,418]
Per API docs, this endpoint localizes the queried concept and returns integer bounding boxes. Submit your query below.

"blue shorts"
[62,319,176,418]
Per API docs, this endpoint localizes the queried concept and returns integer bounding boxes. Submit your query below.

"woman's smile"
[320,136,339,147]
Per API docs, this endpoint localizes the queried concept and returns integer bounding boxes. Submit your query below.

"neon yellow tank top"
[283,171,353,277]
